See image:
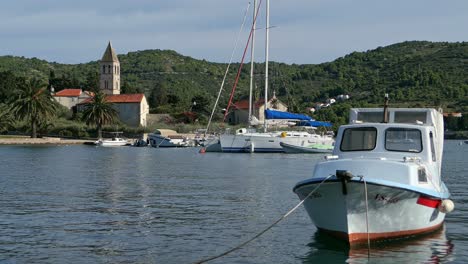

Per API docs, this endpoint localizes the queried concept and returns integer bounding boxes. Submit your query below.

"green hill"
[1,41,467,120]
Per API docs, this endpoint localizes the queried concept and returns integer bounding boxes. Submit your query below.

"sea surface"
[0,140,467,264]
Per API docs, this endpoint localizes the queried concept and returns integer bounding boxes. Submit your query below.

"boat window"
[394,111,427,124]
[385,128,422,153]
[357,111,388,123]
[340,127,377,151]
[429,132,436,162]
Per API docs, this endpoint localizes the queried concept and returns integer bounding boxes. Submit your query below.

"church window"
[108,65,111,74]
[102,65,105,74]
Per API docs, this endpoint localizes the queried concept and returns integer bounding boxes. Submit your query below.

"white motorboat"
[95,132,128,147]
[148,129,193,148]
[293,106,454,244]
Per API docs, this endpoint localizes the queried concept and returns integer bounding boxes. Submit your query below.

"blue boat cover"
[264,109,312,121]
[298,120,333,127]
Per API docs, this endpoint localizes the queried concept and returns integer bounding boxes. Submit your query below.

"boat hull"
[95,139,127,147]
[203,139,222,152]
[220,133,282,152]
[148,134,191,148]
[280,142,333,153]
[220,133,334,153]
[293,180,446,244]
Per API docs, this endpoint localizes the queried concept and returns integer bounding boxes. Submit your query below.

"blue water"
[0,140,467,263]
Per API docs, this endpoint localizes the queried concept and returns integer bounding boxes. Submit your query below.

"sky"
[1,0,467,65]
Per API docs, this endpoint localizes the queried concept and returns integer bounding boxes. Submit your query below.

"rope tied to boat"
[193,174,334,264]
[358,175,371,257]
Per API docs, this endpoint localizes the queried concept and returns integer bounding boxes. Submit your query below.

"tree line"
[0,41,467,135]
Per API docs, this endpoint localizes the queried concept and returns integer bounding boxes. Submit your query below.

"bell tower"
[100,41,120,95]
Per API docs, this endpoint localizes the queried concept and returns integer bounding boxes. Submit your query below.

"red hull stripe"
[319,222,444,244]
[417,196,441,208]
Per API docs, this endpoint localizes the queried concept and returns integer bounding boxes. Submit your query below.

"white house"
[53,89,93,110]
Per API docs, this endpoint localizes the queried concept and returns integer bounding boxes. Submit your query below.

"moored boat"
[148,129,194,148]
[293,106,454,244]
[95,132,128,147]
[220,111,334,153]
[280,141,333,153]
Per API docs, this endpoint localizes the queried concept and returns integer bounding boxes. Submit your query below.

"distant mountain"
[1,41,467,116]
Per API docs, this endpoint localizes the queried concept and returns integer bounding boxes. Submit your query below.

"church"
[58,42,149,127]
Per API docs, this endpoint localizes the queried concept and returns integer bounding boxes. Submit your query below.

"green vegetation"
[0,41,467,136]
[81,91,119,139]
[9,78,59,138]
[0,103,14,133]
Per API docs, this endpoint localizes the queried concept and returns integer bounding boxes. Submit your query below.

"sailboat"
[219,0,335,153]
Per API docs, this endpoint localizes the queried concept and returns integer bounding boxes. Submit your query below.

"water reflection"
[302,226,454,264]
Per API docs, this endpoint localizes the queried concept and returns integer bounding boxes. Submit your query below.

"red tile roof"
[106,94,144,103]
[78,93,145,104]
[54,89,82,97]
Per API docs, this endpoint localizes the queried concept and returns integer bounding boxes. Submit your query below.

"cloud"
[0,0,467,64]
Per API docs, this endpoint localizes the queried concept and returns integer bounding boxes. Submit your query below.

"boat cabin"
[333,108,444,165]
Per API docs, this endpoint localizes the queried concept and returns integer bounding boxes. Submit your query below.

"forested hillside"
[1,41,467,127]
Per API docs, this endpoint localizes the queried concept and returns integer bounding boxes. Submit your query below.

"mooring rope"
[359,175,371,257]
[193,174,333,264]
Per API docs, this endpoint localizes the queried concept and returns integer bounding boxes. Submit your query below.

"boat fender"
[199,147,206,154]
[336,170,353,195]
[281,131,287,138]
[249,143,255,153]
[438,199,455,213]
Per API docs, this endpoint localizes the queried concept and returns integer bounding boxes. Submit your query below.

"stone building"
[53,89,93,110]
[100,42,121,95]
[76,42,149,127]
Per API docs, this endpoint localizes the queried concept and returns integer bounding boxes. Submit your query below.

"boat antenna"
[383,93,389,123]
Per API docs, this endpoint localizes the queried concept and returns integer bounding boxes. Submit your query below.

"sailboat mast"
[248,0,257,124]
[263,0,270,132]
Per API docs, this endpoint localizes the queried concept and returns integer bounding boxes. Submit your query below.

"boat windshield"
[385,128,422,153]
[340,127,377,151]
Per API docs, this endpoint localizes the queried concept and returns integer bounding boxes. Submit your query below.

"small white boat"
[148,129,193,148]
[95,132,128,147]
[293,106,454,245]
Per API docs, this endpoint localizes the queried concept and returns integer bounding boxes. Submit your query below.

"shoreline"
[0,137,94,145]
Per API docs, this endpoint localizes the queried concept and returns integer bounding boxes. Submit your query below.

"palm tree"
[9,78,58,138]
[0,104,15,133]
[81,91,118,139]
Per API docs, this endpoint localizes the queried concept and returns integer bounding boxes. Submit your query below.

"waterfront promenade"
[0,136,93,145]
